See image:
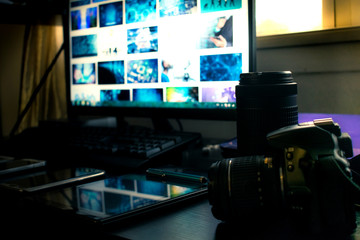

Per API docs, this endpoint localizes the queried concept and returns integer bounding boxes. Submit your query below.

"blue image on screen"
[72,35,98,58]
[127,59,158,83]
[71,10,83,30]
[72,63,96,84]
[71,7,97,30]
[104,176,135,190]
[159,0,197,17]
[201,0,242,13]
[98,60,125,84]
[71,0,90,8]
[200,53,242,81]
[100,89,130,102]
[136,180,168,197]
[202,86,236,102]
[133,88,163,102]
[79,188,103,212]
[99,1,123,27]
[133,196,159,209]
[126,0,156,24]
[166,87,198,102]
[127,26,158,54]
[104,192,131,215]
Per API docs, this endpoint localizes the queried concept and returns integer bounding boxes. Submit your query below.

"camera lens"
[236,71,298,155]
[208,156,283,222]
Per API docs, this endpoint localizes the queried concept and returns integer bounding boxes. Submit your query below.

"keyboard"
[3,124,201,169]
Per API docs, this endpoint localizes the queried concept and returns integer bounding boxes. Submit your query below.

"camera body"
[208,118,356,233]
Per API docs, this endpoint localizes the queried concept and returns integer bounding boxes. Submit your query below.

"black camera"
[208,118,357,233]
[208,71,357,234]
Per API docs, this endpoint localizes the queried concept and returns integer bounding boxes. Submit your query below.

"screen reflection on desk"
[34,174,203,224]
[77,174,194,218]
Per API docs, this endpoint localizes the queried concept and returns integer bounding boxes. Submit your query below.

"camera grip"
[313,155,356,233]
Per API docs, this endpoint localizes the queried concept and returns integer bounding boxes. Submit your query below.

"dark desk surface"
[3,194,360,240]
[109,198,220,240]
[107,198,360,240]
[2,137,360,240]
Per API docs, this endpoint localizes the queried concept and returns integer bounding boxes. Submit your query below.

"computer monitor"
[64,0,256,122]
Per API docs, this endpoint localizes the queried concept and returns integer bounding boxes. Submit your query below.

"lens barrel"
[236,71,298,155]
[208,156,283,222]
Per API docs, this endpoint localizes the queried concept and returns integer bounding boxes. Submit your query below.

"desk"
[109,198,219,240]
[2,134,360,239]
[107,198,360,240]
[3,195,360,240]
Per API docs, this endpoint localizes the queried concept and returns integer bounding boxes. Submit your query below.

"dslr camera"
[208,72,357,233]
[208,118,356,233]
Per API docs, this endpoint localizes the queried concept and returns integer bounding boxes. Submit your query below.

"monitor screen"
[65,0,256,120]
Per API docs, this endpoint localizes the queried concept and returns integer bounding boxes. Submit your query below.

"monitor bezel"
[63,0,256,121]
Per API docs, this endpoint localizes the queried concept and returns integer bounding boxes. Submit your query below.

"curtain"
[17,15,67,134]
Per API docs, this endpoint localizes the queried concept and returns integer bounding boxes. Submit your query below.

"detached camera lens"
[236,71,298,155]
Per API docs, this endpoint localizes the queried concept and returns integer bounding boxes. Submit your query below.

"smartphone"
[0,167,105,193]
[0,158,46,176]
[30,173,207,225]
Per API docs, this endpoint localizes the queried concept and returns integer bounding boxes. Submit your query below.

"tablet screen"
[31,173,207,225]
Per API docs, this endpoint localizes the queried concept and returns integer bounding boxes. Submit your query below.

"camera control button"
[286,152,293,160]
[287,164,294,172]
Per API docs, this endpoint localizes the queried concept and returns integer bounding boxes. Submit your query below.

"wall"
[1,25,360,140]
[257,27,360,114]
